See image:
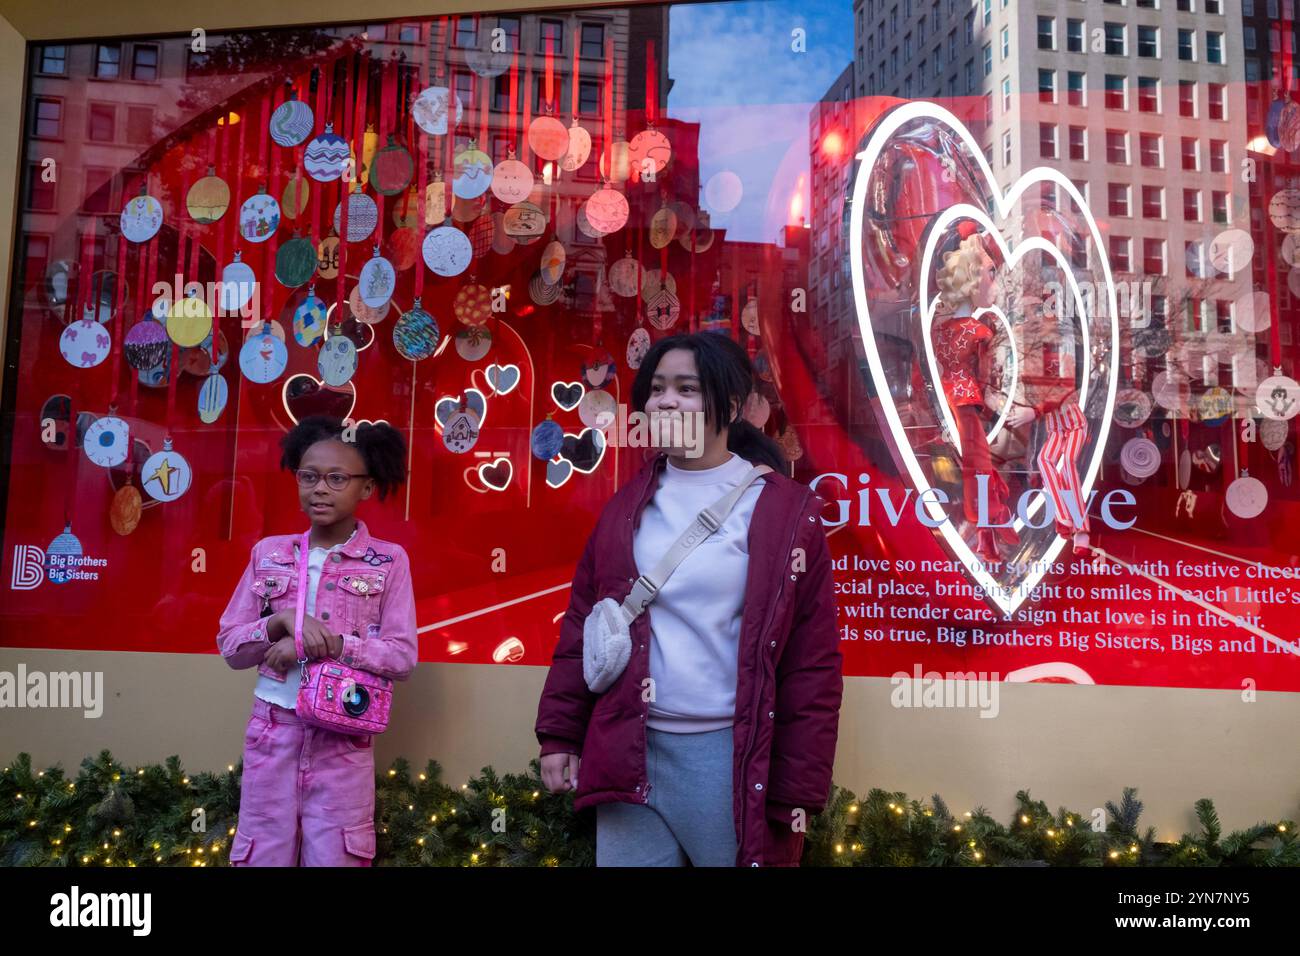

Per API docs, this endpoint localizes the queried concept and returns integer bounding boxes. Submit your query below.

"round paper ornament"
[124,318,170,371]
[1283,233,1300,268]
[1198,386,1234,426]
[392,299,440,361]
[609,254,645,298]
[386,227,420,271]
[629,125,672,179]
[422,224,472,277]
[1268,188,1300,233]
[270,89,314,147]
[744,391,771,428]
[1257,372,1300,421]
[1282,100,1300,152]
[1260,418,1289,451]
[317,331,358,387]
[333,189,378,243]
[1289,268,1300,301]
[120,192,164,244]
[704,170,743,214]
[282,174,311,220]
[138,348,171,388]
[529,272,561,306]
[142,437,191,502]
[60,309,111,368]
[1133,326,1171,360]
[1114,388,1153,429]
[455,326,492,361]
[679,214,716,253]
[239,324,289,383]
[425,176,449,224]
[372,135,415,196]
[391,188,420,230]
[642,268,676,301]
[584,185,629,233]
[646,288,681,331]
[292,289,328,346]
[347,284,390,325]
[490,149,535,204]
[187,167,230,223]
[528,112,568,161]
[598,138,632,183]
[166,291,213,348]
[275,234,317,288]
[453,140,493,199]
[239,189,281,243]
[1178,448,1192,489]
[561,120,593,172]
[626,327,651,370]
[1233,291,1271,333]
[1267,96,1287,149]
[179,330,229,377]
[468,213,495,259]
[304,123,349,182]
[454,284,492,326]
[1208,229,1254,276]
[316,235,340,280]
[575,204,603,240]
[452,194,488,223]
[84,414,130,467]
[583,352,616,389]
[198,371,228,423]
[540,240,566,285]
[441,408,480,453]
[531,418,564,461]
[1226,473,1268,519]
[1121,437,1161,479]
[82,271,119,324]
[578,389,616,431]
[491,212,517,255]
[649,205,677,249]
[358,251,396,308]
[503,201,547,240]
[216,253,256,315]
[776,424,803,462]
[243,319,285,344]
[753,351,774,382]
[1152,369,1190,412]
[667,201,697,232]
[110,485,142,536]
[45,523,82,584]
[412,86,462,136]
[741,298,761,336]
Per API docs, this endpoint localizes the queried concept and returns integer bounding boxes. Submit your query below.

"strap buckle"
[697,508,721,533]
[630,574,659,613]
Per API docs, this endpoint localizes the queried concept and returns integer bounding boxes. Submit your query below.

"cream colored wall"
[0,12,25,366]
[1,647,1296,841]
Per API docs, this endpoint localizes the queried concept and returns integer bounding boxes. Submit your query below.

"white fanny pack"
[582,463,772,693]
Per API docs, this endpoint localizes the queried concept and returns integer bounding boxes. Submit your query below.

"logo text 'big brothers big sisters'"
[10,545,108,589]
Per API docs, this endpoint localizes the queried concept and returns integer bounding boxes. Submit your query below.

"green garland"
[0,751,1294,866]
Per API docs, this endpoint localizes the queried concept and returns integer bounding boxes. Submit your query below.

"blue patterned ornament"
[293,288,328,347]
[392,299,440,361]
[239,324,289,384]
[318,331,358,387]
[530,418,564,461]
[198,371,229,424]
[304,123,349,182]
[270,90,314,148]
[46,523,82,585]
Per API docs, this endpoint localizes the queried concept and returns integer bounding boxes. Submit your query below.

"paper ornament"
[391,188,420,230]
[316,235,340,280]
[386,227,421,271]
[292,290,328,347]
[598,139,632,183]
[142,437,191,502]
[359,252,396,308]
[540,240,566,285]
[629,125,672,177]
[239,324,289,383]
[166,291,213,348]
[347,284,390,324]
[453,140,493,199]
[304,123,349,182]
[372,135,415,196]
[490,150,535,204]
[1267,96,1287,149]
[1233,290,1271,333]
[1121,437,1161,479]
[422,224,472,277]
[529,272,561,306]
[441,409,480,453]
[357,125,379,188]
[333,189,378,243]
[468,213,495,259]
[609,254,645,298]
[649,206,677,249]
[1268,188,1300,233]
[561,120,593,171]
[239,189,281,243]
[503,201,547,240]
[187,168,230,223]
[120,193,164,244]
[741,298,761,335]
[642,268,676,301]
[392,299,440,361]
[646,288,681,330]
[270,89,314,147]
[198,371,228,424]
[531,418,564,460]
[83,414,130,467]
[1257,372,1300,421]
[179,330,228,377]
[744,391,771,428]
[60,310,111,368]
[1208,228,1254,275]
[1283,233,1300,269]
[1282,100,1300,152]
[584,185,629,233]
[466,42,512,78]
[1198,386,1233,426]
[454,284,492,326]
[110,485,142,536]
[492,213,517,255]
[626,327,651,370]
[455,326,492,361]
[1151,368,1190,412]
[282,174,311,219]
[220,253,257,312]
[452,194,488,223]
[528,113,568,161]
[124,319,170,371]
[1114,388,1153,429]
[578,389,616,431]
[1226,473,1268,519]
[275,235,317,288]
[679,217,716,253]
[575,204,603,240]
[704,170,743,213]
[318,332,358,387]
[45,523,82,584]
[412,86,462,136]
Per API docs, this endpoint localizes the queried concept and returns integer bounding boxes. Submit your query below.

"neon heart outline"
[544,456,575,489]
[849,101,1118,618]
[551,380,585,411]
[484,362,521,396]
[279,373,357,426]
[477,456,513,491]
[559,427,606,474]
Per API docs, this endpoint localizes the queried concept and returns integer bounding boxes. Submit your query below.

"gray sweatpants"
[595,726,738,867]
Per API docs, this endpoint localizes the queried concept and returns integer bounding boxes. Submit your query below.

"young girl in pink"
[216,415,418,866]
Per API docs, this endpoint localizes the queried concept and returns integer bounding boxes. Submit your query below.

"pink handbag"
[293,531,393,735]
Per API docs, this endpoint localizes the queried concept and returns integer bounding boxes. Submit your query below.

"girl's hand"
[264,637,297,673]
[1006,405,1037,429]
[299,615,341,661]
[540,752,580,793]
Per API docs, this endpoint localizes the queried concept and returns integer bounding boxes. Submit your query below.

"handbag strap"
[621,463,772,622]
[293,530,311,667]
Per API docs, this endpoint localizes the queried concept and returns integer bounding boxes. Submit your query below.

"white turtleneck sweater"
[632,452,763,733]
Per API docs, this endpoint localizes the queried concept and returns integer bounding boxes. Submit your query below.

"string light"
[973,851,983,861]
[388,769,397,777]
[1108,850,1120,859]
[1020,815,1030,824]
[952,824,962,832]
[834,844,843,854]
[849,805,858,813]
[419,773,427,781]
[1046,829,1056,838]
[1279,825,1288,832]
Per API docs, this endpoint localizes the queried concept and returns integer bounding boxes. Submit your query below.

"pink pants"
[229,696,376,867]
[1037,405,1090,533]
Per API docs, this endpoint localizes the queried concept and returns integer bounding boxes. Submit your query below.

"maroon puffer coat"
[535,453,843,866]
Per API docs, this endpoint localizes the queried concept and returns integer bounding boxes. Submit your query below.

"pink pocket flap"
[230,829,255,863]
[343,822,376,860]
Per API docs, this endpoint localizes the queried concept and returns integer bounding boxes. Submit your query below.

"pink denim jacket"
[216,519,419,684]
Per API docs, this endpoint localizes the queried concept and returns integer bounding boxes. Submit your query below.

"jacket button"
[790,574,797,581]
[634,785,640,792]
[325,581,336,591]
[331,553,342,563]
[253,629,262,640]
[768,711,775,719]
[770,640,777,648]
[751,862,759,867]
[321,611,330,620]
[754,783,763,791]
[808,515,815,522]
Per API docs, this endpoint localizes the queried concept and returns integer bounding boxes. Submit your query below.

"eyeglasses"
[295,469,370,491]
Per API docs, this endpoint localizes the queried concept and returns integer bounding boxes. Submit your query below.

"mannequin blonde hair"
[935,234,988,308]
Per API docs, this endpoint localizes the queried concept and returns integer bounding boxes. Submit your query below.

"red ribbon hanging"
[108,235,128,408]
[521,47,533,167]
[646,40,657,125]
[509,51,520,153]
[544,30,555,115]
[603,38,614,175]
[337,53,356,322]
[415,20,431,301]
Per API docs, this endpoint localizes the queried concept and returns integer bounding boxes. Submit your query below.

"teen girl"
[535,333,844,867]
[216,415,418,866]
